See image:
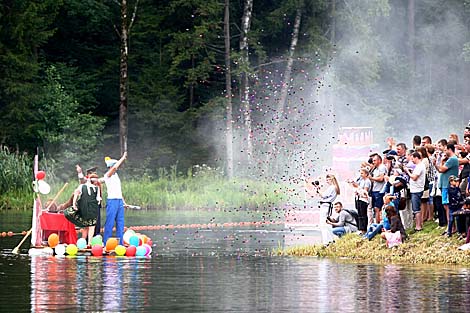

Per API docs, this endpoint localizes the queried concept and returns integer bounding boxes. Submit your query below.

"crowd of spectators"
[347,124,470,247]
[307,123,470,248]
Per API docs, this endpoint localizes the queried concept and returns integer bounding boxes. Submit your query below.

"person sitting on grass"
[326,202,358,238]
[363,194,394,240]
[381,206,407,247]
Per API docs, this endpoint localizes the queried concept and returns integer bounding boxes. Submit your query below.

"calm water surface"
[1,211,469,312]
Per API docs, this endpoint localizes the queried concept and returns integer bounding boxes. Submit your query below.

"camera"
[312,180,320,186]
[386,155,395,161]
[326,216,335,223]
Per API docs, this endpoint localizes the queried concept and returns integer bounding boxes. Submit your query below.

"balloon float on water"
[115,245,126,256]
[136,246,146,256]
[91,245,103,256]
[55,244,66,256]
[105,238,118,251]
[125,245,136,256]
[66,244,78,256]
[91,235,102,247]
[129,235,140,247]
[48,233,59,248]
[123,229,135,245]
[76,238,87,249]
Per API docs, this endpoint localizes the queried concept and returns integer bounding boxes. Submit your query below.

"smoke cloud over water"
[207,0,470,194]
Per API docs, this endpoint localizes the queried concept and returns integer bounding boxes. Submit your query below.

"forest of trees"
[1,0,470,180]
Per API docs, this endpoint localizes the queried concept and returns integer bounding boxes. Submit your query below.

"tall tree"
[224,0,234,178]
[267,6,303,166]
[118,0,139,155]
[239,0,254,163]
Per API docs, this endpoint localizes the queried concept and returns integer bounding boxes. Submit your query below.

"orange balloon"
[105,238,118,251]
[48,233,59,248]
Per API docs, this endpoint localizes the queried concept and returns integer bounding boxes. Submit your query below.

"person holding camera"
[350,168,370,233]
[326,202,358,237]
[307,174,341,244]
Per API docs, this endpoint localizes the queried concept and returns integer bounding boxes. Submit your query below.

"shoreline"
[276,220,470,265]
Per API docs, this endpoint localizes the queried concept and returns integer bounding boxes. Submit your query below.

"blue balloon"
[129,235,140,247]
[136,246,146,256]
[77,238,87,250]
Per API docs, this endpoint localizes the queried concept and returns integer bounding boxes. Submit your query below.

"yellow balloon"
[66,244,78,256]
[115,245,126,256]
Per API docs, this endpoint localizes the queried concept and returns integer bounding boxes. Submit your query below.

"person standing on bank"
[404,152,426,231]
[315,174,341,244]
[101,151,127,245]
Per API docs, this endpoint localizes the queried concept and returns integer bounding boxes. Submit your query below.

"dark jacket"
[390,215,407,241]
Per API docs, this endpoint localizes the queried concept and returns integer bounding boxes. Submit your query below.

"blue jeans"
[364,223,383,240]
[332,226,346,237]
[447,207,459,236]
[371,191,385,209]
[411,191,423,213]
[104,199,125,245]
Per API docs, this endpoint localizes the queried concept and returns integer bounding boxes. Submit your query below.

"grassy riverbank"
[275,221,470,265]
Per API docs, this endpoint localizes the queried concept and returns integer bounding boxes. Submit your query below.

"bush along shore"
[275,221,470,265]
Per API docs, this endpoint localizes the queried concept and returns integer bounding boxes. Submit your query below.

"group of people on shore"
[307,124,470,248]
[57,152,128,246]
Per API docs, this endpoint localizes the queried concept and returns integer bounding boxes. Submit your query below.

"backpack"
[343,208,359,227]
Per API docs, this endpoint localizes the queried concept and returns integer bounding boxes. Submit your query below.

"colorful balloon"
[48,233,59,248]
[36,171,46,180]
[76,238,87,249]
[129,235,140,247]
[125,245,136,257]
[143,243,152,256]
[91,235,102,247]
[91,245,103,256]
[115,245,126,256]
[105,238,118,251]
[55,244,66,256]
[66,244,78,256]
[123,229,135,245]
[136,246,146,256]
[37,180,51,195]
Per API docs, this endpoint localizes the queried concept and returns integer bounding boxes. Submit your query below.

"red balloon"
[125,245,136,256]
[36,171,46,180]
[91,245,103,256]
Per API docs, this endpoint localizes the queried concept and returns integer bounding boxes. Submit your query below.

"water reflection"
[25,254,470,312]
[30,256,153,312]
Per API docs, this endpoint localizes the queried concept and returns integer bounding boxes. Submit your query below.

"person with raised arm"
[101,151,127,245]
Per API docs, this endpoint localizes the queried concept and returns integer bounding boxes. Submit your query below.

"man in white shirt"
[404,152,425,231]
[101,152,127,245]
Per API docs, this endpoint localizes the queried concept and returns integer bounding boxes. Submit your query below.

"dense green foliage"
[1,0,470,182]
[0,147,33,209]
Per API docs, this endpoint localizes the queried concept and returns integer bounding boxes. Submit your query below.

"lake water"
[1,211,470,312]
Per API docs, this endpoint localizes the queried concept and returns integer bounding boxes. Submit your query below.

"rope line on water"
[1,220,283,237]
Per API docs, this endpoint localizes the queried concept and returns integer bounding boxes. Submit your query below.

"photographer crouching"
[326,202,358,237]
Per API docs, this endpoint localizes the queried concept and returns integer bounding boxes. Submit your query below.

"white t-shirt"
[371,164,387,192]
[409,162,425,193]
[103,173,123,199]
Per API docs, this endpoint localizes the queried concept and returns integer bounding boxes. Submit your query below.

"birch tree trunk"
[224,0,234,178]
[267,7,302,165]
[239,0,254,163]
[119,0,129,154]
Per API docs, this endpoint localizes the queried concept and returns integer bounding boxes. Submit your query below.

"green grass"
[274,220,470,265]
[1,171,286,212]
